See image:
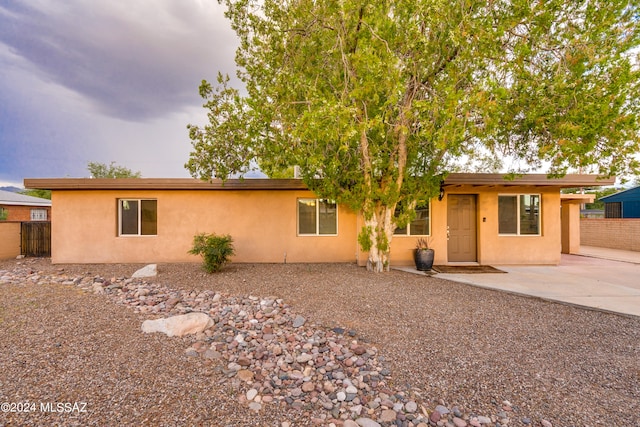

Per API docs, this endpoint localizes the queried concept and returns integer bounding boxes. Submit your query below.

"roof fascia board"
[443,173,615,188]
[24,178,309,191]
[25,174,616,191]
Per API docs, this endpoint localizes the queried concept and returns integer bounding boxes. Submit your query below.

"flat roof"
[24,174,615,191]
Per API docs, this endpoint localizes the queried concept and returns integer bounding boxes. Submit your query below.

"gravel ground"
[0,258,638,427]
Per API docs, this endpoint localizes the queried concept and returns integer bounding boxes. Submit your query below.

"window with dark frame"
[605,202,622,218]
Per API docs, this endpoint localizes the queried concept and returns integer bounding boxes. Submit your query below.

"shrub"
[188,233,235,273]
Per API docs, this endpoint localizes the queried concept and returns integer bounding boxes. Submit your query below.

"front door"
[447,194,477,262]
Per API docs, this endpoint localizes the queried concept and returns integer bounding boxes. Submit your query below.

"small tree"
[189,233,235,273]
[88,161,141,178]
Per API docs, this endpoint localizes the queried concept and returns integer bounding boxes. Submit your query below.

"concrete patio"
[400,246,640,318]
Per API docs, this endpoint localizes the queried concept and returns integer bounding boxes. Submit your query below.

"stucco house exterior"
[24,174,613,267]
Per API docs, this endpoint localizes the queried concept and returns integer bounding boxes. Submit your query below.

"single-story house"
[600,186,640,218]
[24,174,613,266]
[0,189,51,221]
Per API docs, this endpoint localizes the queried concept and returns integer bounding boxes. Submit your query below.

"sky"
[0,0,240,187]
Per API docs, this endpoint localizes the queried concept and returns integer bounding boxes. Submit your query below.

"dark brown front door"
[447,195,477,262]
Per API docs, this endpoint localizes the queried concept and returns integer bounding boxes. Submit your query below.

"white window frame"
[118,199,157,236]
[297,198,338,236]
[498,194,541,236]
[394,201,431,236]
[30,209,48,221]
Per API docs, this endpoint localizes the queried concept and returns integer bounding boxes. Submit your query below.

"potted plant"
[414,237,435,271]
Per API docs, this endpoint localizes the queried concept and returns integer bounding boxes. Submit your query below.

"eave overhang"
[24,174,615,191]
[23,178,309,191]
[442,173,615,188]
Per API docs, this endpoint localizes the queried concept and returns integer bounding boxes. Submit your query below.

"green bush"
[188,233,235,273]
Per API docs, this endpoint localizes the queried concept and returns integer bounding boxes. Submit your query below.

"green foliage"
[590,187,624,210]
[187,0,640,269]
[0,208,7,221]
[88,161,141,178]
[358,226,373,252]
[188,233,235,273]
[19,189,51,200]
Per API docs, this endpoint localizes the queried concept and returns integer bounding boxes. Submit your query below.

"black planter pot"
[414,248,435,271]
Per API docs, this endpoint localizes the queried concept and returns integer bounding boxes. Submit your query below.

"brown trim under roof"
[442,173,615,188]
[24,174,615,191]
[23,178,309,191]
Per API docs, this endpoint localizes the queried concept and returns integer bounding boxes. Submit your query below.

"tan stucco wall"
[383,186,562,266]
[0,222,21,259]
[51,185,562,266]
[561,202,581,254]
[51,189,359,264]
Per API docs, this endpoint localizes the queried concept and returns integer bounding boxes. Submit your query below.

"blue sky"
[0,0,239,187]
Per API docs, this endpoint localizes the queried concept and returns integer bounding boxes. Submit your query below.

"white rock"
[356,418,381,427]
[132,264,157,278]
[477,416,492,424]
[141,312,213,337]
[296,353,313,363]
[246,388,258,401]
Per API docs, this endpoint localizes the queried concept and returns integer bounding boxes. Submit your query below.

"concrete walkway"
[402,246,640,318]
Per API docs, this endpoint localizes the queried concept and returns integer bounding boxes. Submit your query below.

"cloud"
[0,0,240,185]
[0,0,237,121]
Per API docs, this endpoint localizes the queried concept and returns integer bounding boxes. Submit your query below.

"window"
[297,199,337,235]
[498,194,540,235]
[605,202,622,218]
[30,209,48,221]
[118,199,157,236]
[394,203,430,236]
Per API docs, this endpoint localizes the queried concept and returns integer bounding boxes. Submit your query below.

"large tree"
[187,0,640,272]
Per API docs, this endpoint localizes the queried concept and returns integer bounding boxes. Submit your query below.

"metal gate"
[21,222,51,257]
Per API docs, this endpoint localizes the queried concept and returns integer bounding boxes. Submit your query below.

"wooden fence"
[20,222,51,257]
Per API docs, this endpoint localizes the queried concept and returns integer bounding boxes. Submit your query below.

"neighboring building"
[0,189,51,222]
[24,174,613,266]
[600,186,640,218]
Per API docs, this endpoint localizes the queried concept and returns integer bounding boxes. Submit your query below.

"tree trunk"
[364,205,395,273]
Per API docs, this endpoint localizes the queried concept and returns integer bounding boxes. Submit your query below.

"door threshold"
[446,262,480,266]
